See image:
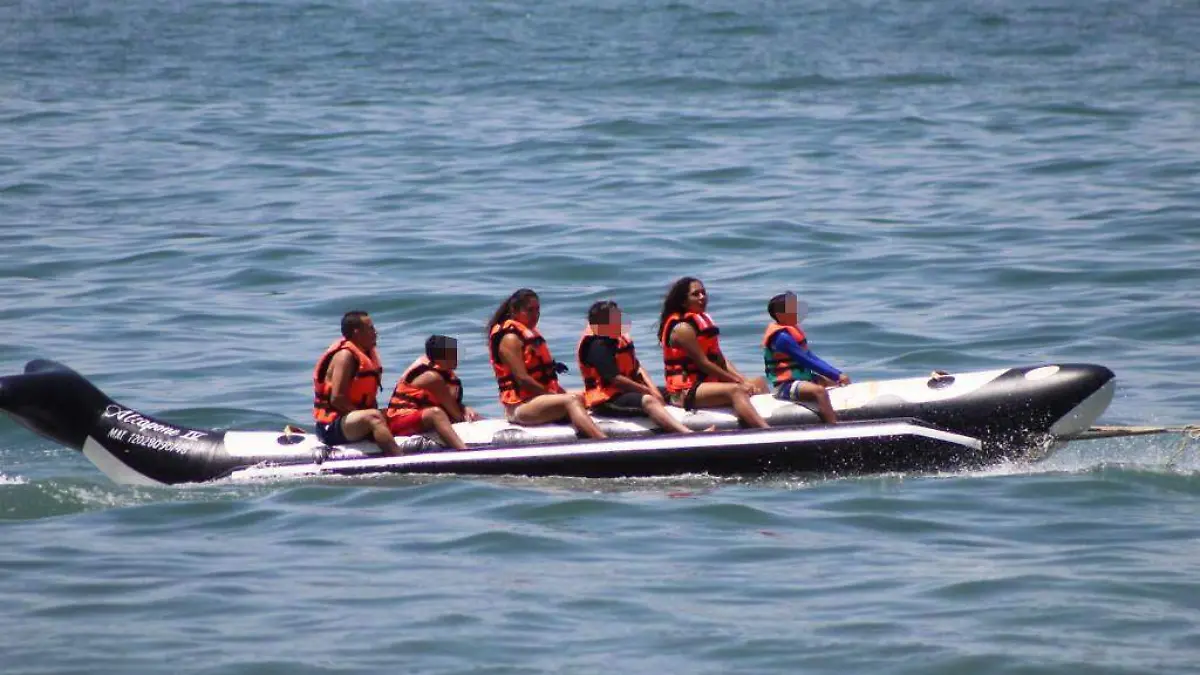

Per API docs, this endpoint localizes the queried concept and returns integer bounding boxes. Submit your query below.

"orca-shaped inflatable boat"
[0,360,1114,486]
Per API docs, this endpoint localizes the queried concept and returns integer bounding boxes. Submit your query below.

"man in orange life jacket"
[576,300,693,435]
[385,335,481,451]
[312,311,403,455]
[762,291,850,424]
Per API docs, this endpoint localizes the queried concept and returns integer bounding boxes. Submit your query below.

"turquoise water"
[2,0,1199,672]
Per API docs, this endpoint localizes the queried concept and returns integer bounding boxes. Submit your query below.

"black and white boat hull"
[0,360,1115,486]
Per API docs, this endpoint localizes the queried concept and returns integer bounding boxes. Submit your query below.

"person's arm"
[412,371,467,422]
[671,323,741,383]
[636,366,667,403]
[326,351,359,414]
[586,340,653,396]
[770,331,845,382]
[498,333,552,396]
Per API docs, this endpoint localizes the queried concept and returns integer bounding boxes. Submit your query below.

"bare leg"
[420,407,468,450]
[342,409,405,456]
[790,381,838,424]
[512,393,607,439]
[641,395,693,434]
[691,382,770,428]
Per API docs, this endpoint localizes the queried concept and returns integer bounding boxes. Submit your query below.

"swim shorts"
[387,409,425,437]
[315,416,349,446]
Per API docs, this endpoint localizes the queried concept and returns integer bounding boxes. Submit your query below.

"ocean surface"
[2,0,1199,672]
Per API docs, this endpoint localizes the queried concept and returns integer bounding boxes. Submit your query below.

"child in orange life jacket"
[577,300,693,435]
[762,291,850,424]
[385,335,482,450]
[312,310,404,456]
[487,289,607,439]
[657,277,771,428]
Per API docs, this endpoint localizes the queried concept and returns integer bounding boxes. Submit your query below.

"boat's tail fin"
[0,360,109,452]
[1,360,229,485]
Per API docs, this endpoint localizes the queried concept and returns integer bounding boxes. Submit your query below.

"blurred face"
[596,308,623,338]
[779,295,798,324]
[515,298,541,328]
[685,281,707,313]
[354,316,378,350]
[434,347,459,370]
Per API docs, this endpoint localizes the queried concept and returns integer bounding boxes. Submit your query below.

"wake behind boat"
[0,359,1114,485]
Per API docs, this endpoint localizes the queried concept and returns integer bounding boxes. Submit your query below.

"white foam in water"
[961,434,1200,478]
[0,473,28,485]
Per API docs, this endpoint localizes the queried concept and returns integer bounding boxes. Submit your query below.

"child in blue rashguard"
[762,292,850,423]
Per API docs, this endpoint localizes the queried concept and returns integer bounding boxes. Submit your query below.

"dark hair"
[657,277,701,344]
[767,292,795,321]
[588,300,619,325]
[341,310,370,339]
[425,334,457,360]
[487,289,539,333]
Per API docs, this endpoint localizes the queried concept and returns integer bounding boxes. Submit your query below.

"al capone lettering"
[102,405,182,437]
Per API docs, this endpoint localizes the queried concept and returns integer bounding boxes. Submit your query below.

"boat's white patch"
[828,369,1006,410]
[1024,365,1060,381]
[228,422,982,482]
[1049,378,1116,437]
[82,436,166,486]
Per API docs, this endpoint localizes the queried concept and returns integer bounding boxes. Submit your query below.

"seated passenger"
[487,289,606,440]
[577,300,693,435]
[657,277,770,428]
[386,335,482,450]
[763,292,850,424]
[312,310,403,455]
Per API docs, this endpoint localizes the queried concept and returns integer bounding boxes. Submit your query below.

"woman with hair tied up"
[487,289,606,440]
[657,277,770,429]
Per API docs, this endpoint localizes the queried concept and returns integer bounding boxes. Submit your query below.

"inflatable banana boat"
[0,360,1114,485]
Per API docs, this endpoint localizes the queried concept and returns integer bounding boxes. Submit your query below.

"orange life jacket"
[659,311,725,394]
[762,322,814,387]
[386,357,463,419]
[312,338,383,424]
[489,319,565,405]
[576,326,641,408]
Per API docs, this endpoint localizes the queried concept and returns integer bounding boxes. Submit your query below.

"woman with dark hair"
[487,289,606,439]
[657,277,770,428]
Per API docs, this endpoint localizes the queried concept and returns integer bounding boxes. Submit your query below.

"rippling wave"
[2,0,1199,671]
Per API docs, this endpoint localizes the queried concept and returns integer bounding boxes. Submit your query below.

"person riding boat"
[386,335,482,450]
[312,310,404,455]
[577,300,693,435]
[657,277,770,428]
[763,292,850,424]
[487,289,606,439]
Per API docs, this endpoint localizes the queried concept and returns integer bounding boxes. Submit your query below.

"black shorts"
[315,416,349,445]
[667,381,703,411]
[590,387,670,417]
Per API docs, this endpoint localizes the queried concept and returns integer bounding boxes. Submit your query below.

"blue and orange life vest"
[762,323,815,387]
[312,339,383,424]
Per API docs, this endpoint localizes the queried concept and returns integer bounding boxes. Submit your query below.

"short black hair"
[341,310,370,339]
[588,300,619,325]
[425,334,457,360]
[767,292,795,321]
